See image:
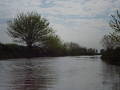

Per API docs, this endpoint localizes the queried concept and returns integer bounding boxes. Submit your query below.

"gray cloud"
[0,0,120,50]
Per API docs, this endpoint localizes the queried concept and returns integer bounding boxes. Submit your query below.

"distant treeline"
[0,42,98,59]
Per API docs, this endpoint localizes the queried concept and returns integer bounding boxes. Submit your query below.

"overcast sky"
[0,0,120,50]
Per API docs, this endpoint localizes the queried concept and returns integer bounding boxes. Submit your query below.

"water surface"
[0,56,120,90]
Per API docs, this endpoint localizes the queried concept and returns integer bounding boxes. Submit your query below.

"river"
[0,55,120,90]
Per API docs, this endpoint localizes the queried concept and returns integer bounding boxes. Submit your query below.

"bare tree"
[109,10,120,43]
[102,10,120,49]
[102,35,115,49]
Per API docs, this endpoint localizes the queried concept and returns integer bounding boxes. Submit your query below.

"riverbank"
[101,48,120,65]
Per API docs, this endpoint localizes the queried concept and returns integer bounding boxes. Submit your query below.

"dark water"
[0,56,120,90]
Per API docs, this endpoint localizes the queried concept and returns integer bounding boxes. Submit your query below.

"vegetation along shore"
[0,12,98,60]
[101,10,120,65]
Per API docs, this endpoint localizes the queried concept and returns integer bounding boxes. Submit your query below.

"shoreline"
[0,54,100,61]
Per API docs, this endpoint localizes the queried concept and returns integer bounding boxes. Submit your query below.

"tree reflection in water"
[9,60,57,90]
[0,57,120,90]
[102,62,120,90]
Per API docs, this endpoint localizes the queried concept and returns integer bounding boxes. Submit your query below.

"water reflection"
[7,60,57,90]
[102,62,120,90]
[0,57,120,90]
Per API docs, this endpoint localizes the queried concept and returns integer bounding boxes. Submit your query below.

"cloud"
[51,18,111,49]
[0,0,120,49]
[37,0,120,17]
[0,24,12,43]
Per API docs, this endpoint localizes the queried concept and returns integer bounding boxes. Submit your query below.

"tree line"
[0,12,98,59]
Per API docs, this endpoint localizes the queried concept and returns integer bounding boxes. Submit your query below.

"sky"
[0,0,120,50]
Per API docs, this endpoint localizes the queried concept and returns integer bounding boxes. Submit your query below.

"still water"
[0,56,120,90]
